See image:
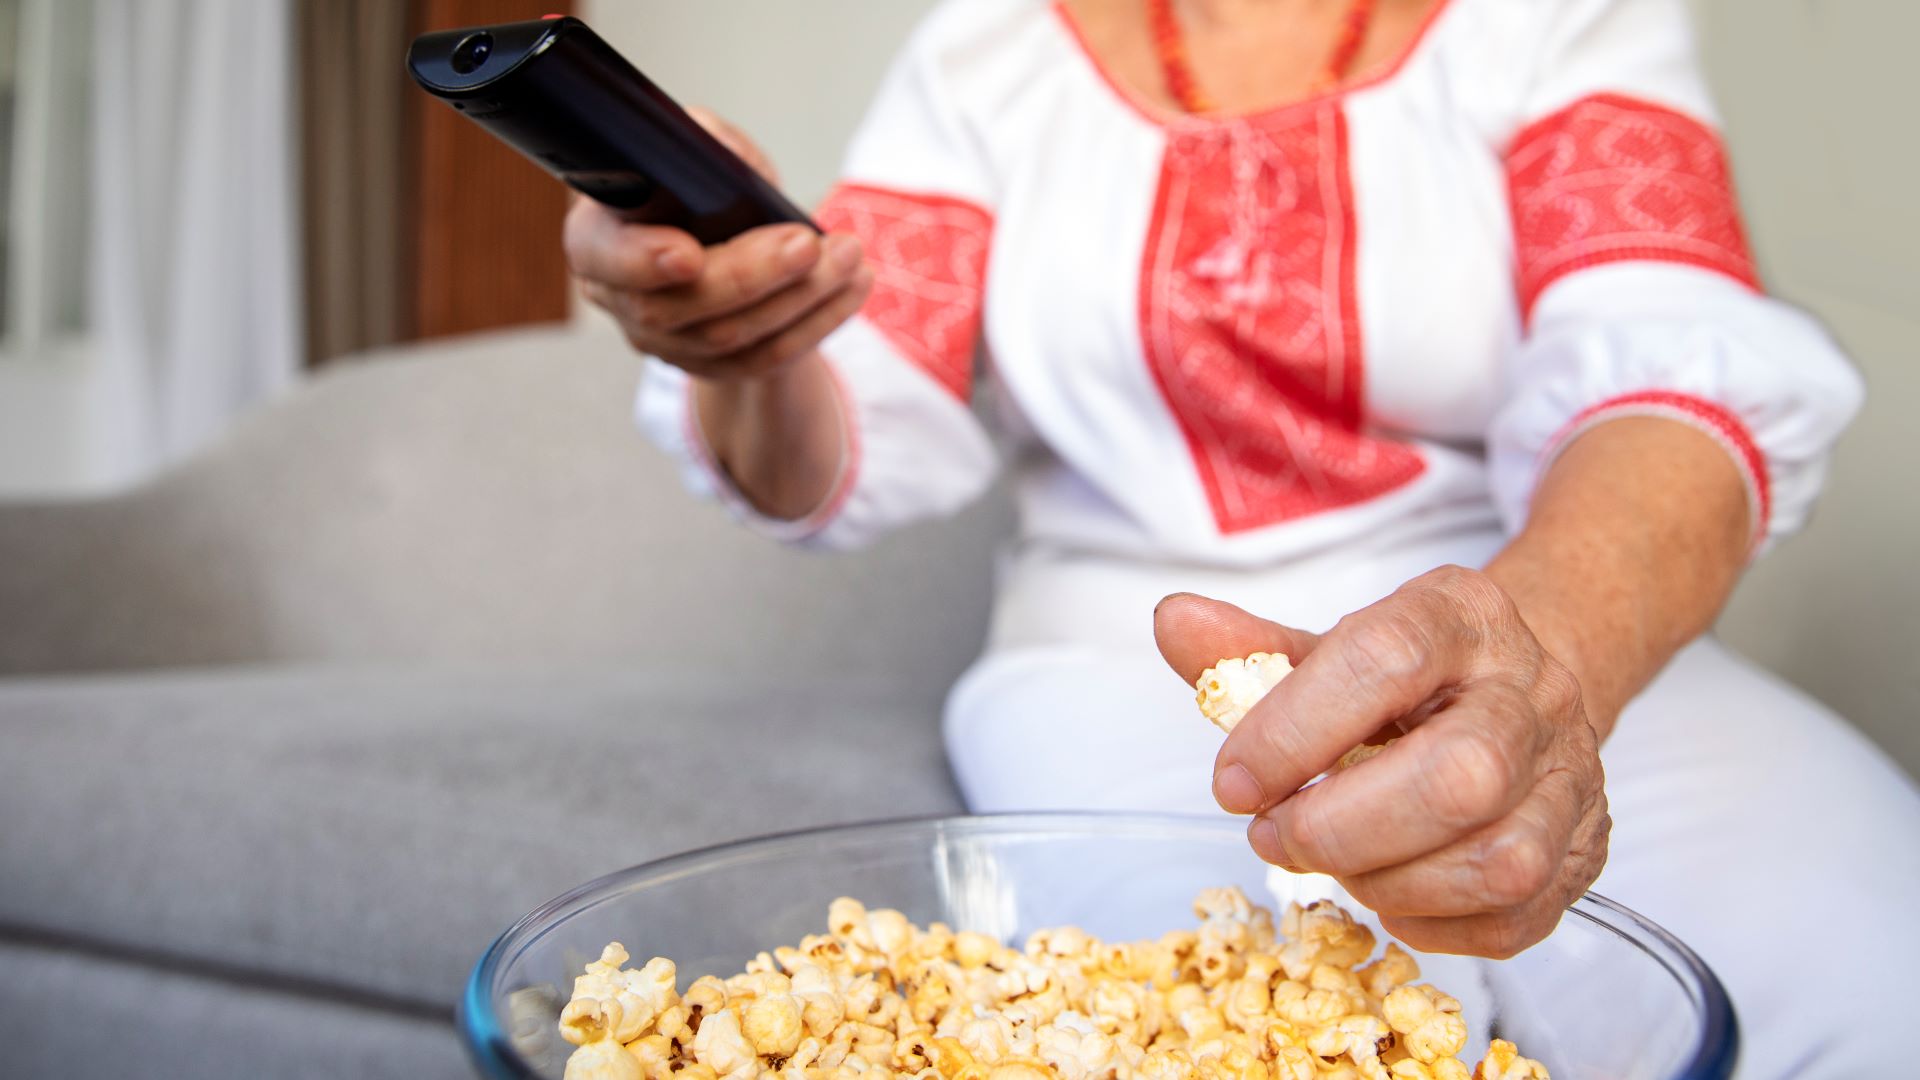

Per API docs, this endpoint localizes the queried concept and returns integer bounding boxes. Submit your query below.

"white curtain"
[89,0,301,475]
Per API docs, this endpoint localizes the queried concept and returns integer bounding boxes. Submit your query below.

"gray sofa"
[0,324,1015,1079]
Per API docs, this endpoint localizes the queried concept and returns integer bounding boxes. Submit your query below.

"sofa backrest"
[0,324,1017,688]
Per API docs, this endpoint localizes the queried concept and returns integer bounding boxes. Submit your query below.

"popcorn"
[1272,1044,1319,1080]
[1271,980,1350,1028]
[1281,900,1377,979]
[1473,1040,1550,1080]
[626,1034,674,1080]
[792,964,849,1037]
[1358,944,1421,999]
[558,889,1548,1080]
[685,975,729,1017]
[655,1003,693,1050]
[562,945,679,1046]
[744,992,806,1058]
[954,931,997,970]
[1305,1013,1393,1066]
[690,1007,757,1080]
[564,1037,643,1080]
[1382,986,1467,1063]
[1194,653,1407,774]
[869,909,918,958]
[1336,740,1398,771]
[560,996,622,1048]
[1395,1060,1473,1080]
[1194,653,1294,732]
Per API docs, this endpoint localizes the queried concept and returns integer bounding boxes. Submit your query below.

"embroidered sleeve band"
[1506,93,1760,322]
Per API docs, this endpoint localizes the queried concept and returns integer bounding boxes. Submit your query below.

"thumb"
[1153,593,1320,685]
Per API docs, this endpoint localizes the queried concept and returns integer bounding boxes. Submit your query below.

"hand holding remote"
[567,110,872,382]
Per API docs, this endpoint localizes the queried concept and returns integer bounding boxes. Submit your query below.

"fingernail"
[656,249,693,278]
[780,232,818,271]
[1213,763,1266,814]
[1249,817,1294,869]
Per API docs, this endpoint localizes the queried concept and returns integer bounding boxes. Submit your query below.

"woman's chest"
[980,71,1520,447]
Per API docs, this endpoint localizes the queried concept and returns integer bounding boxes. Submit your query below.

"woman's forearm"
[1484,416,1752,740]
[692,351,847,521]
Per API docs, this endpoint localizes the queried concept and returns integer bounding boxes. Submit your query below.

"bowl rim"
[460,811,1738,1080]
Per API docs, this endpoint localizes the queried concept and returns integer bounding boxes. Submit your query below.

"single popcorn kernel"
[1358,944,1421,999]
[684,975,729,1017]
[1474,1040,1550,1080]
[691,1007,757,1080]
[954,930,998,970]
[1194,652,1295,732]
[1336,740,1398,771]
[1384,985,1468,1063]
[1195,654,1406,776]
[558,887,1549,1080]
[744,993,805,1058]
[564,1037,642,1080]
[626,1034,674,1080]
[1394,1058,1473,1080]
[1272,1044,1319,1080]
[558,997,618,1048]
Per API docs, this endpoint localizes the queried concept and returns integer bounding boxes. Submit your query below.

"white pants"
[945,537,1920,1079]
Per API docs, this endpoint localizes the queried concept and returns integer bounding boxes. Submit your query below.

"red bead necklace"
[1149,0,1378,115]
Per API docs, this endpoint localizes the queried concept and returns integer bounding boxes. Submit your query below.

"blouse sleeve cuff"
[1539,389,1771,557]
[636,358,863,545]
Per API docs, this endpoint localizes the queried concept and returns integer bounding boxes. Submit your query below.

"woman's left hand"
[1155,566,1611,958]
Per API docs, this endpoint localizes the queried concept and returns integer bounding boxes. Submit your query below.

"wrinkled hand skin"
[1156,566,1611,960]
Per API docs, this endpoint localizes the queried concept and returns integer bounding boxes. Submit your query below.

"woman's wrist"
[692,350,845,521]
[1481,416,1754,743]
[1484,539,1629,740]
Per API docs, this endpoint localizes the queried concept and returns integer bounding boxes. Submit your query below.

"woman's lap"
[943,638,1920,1078]
[1591,639,1920,1077]
[944,643,1226,814]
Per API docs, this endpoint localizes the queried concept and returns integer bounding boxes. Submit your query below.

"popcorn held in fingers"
[1194,653,1294,732]
[557,888,1549,1079]
[1194,652,1406,773]
[1335,740,1398,771]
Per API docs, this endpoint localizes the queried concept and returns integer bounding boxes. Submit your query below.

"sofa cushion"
[0,665,964,1011]
[0,939,469,1080]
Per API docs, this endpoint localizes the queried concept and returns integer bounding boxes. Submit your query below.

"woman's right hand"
[564,108,872,382]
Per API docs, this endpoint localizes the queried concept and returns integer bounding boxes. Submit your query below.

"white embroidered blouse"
[637,0,1860,576]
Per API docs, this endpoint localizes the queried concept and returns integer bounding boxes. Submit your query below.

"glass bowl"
[462,814,1736,1080]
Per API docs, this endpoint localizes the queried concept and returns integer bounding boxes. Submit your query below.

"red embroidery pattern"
[1507,93,1760,319]
[816,183,993,400]
[1549,389,1770,548]
[1139,106,1425,534]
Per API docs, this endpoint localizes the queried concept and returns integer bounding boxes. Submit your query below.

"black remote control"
[407,17,816,245]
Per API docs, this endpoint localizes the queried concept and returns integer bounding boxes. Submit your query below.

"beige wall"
[583,0,1919,779]
[582,1,930,205]
[1691,0,1920,777]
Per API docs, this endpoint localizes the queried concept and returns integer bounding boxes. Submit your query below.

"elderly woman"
[567,0,1920,1072]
